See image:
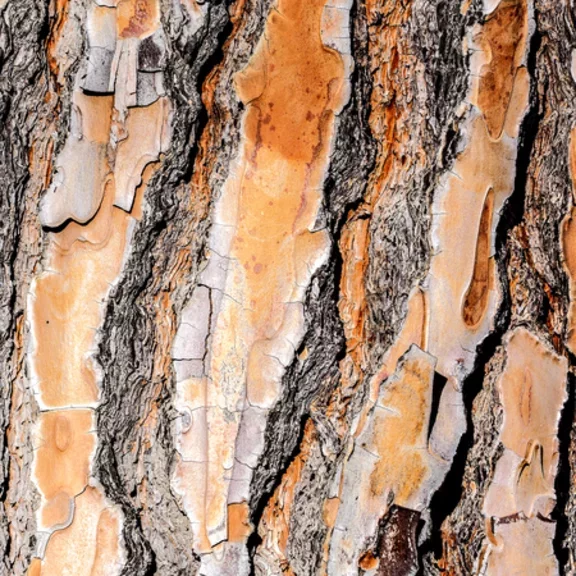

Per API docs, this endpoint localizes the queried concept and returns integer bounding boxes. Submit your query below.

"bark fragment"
[171,0,352,571]
[479,328,567,574]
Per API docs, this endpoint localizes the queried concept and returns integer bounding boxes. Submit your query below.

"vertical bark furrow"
[94,4,233,574]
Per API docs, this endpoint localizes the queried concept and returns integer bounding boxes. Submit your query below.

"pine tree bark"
[1,0,575,574]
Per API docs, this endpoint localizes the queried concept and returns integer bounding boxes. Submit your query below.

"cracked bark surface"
[2,0,576,574]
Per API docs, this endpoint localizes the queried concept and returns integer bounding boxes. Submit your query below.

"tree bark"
[1,0,575,574]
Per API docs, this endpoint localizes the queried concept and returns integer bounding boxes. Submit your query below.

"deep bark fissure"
[94,4,234,573]
[554,369,575,574]
[246,411,310,568]
[418,325,508,568]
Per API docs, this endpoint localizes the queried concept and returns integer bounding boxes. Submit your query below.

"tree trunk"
[1,0,575,574]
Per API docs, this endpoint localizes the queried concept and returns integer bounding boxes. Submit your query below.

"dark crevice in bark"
[246,251,347,541]
[496,27,543,286]
[244,193,355,524]
[426,373,447,443]
[421,0,482,168]
[98,442,158,574]
[164,1,231,187]
[95,3,233,574]
[418,19,543,569]
[246,411,310,568]
[286,28,377,576]
[554,369,575,574]
[178,12,234,185]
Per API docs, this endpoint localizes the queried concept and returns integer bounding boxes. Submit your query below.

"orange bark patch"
[498,329,566,481]
[359,550,379,571]
[34,410,95,529]
[476,0,528,139]
[117,0,159,38]
[35,487,122,576]
[338,217,370,362]
[90,508,123,576]
[426,111,525,379]
[562,127,576,354]
[30,87,161,573]
[352,287,427,442]
[28,559,42,576]
[113,98,171,212]
[327,348,438,574]
[31,185,134,407]
[369,349,435,505]
[230,0,345,338]
[486,518,557,575]
[177,0,347,550]
[72,92,114,144]
[481,328,566,572]
[28,0,172,568]
[462,187,494,327]
[228,503,253,543]
[374,287,427,389]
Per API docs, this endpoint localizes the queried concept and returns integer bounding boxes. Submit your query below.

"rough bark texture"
[2,0,576,575]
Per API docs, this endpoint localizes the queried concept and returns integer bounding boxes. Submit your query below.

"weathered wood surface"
[1,0,576,574]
